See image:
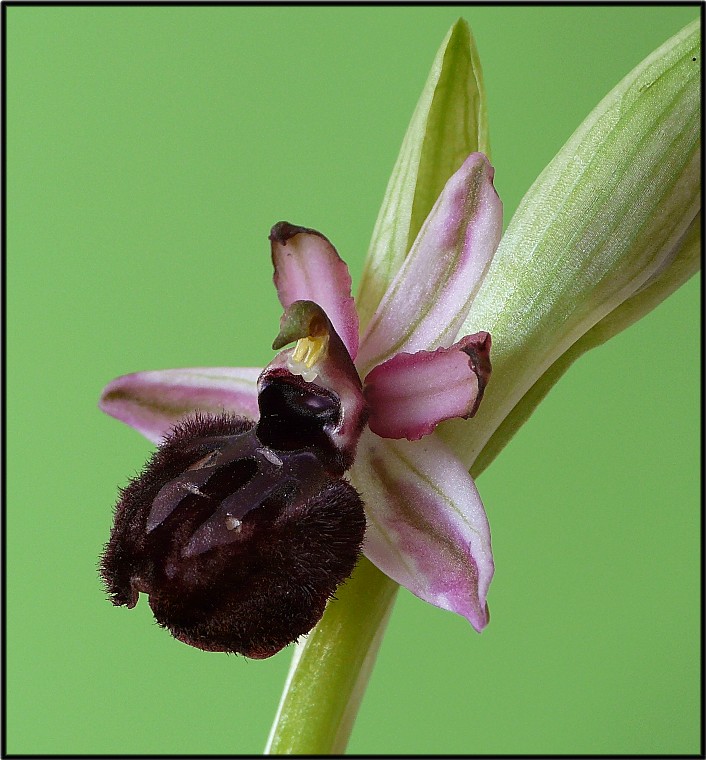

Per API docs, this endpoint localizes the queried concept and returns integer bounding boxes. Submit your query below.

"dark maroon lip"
[100,411,366,658]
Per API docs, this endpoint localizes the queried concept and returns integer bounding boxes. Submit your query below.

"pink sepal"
[99,367,261,443]
[350,430,494,632]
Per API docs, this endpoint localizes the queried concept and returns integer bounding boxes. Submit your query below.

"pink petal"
[270,222,360,360]
[349,430,493,631]
[364,332,491,440]
[356,153,502,377]
[100,367,261,443]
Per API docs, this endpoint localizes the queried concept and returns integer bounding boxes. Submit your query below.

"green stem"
[264,557,398,755]
[264,457,496,755]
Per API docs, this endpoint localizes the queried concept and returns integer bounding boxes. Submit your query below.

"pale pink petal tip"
[270,222,360,360]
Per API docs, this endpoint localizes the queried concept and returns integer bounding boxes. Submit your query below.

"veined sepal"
[356,18,491,330]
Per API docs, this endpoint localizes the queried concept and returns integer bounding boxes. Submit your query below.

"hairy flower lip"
[101,413,367,657]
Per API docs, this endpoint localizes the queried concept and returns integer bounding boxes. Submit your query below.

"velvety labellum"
[100,406,366,658]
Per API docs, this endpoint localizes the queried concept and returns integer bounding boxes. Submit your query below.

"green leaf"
[356,18,490,330]
[438,20,701,470]
[471,213,700,479]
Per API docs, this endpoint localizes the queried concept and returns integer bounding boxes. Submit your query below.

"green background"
[7,5,700,755]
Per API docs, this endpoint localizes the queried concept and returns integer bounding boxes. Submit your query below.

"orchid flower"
[100,151,502,654]
[98,16,699,755]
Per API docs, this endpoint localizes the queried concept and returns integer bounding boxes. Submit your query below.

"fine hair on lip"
[100,411,366,657]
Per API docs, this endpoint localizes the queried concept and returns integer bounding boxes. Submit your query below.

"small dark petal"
[100,412,366,657]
